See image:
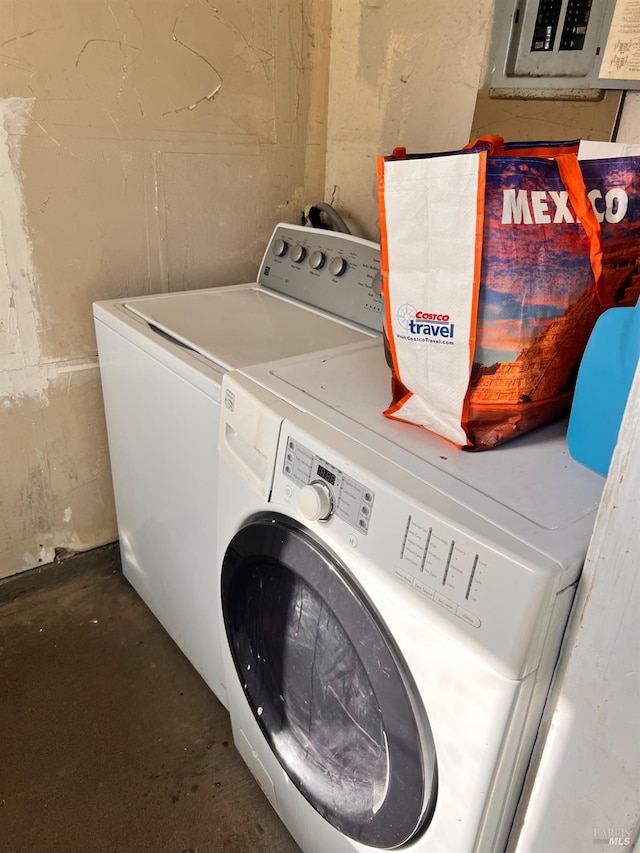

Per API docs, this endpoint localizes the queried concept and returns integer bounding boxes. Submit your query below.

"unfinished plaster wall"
[471,89,622,145]
[0,0,330,578]
[323,0,495,239]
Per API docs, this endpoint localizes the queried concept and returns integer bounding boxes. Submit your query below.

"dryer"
[93,224,381,708]
[215,341,604,852]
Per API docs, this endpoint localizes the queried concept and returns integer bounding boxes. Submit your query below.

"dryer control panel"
[258,223,383,333]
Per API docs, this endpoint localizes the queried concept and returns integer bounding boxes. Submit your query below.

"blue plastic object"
[567,301,640,476]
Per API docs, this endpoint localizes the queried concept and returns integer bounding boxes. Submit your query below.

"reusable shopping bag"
[377,137,640,450]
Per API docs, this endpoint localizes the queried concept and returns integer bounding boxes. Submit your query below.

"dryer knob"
[299,482,334,522]
[291,244,306,263]
[329,256,347,277]
[309,250,326,270]
[273,238,288,257]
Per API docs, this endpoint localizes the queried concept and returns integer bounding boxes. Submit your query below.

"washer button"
[414,579,434,599]
[348,534,358,548]
[457,606,481,628]
[433,592,457,614]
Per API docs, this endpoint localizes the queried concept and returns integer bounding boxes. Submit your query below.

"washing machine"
[93,224,382,708]
[215,340,605,852]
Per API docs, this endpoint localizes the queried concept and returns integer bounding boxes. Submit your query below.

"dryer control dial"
[309,250,326,270]
[272,238,288,257]
[290,244,306,263]
[329,256,347,277]
[299,481,334,522]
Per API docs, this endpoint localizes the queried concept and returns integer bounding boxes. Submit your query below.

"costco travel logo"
[397,303,455,341]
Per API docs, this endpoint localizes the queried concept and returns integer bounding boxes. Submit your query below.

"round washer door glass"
[221,514,438,848]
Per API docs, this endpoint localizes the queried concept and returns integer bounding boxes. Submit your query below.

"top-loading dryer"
[215,339,605,851]
[93,224,382,707]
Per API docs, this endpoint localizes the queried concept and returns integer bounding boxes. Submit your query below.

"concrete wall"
[471,88,622,143]
[0,0,330,578]
[323,0,495,239]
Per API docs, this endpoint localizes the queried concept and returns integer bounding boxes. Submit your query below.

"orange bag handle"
[376,156,399,379]
[466,136,581,158]
[464,135,505,154]
[555,153,605,306]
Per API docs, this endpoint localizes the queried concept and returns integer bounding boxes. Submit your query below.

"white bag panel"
[382,151,482,446]
[392,391,469,446]
[578,140,640,159]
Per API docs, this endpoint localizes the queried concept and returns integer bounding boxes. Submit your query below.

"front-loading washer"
[93,223,382,708]
[215,344,604,852]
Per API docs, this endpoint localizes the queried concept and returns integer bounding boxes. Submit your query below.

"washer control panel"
[283,436,375,533]
[258,223,382,332]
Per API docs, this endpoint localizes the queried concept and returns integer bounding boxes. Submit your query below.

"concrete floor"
[0,546,301,853]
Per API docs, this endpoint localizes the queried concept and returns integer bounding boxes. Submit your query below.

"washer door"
[221,513,438,849]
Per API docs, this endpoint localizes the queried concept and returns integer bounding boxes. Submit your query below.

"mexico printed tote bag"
[377,139,605,450]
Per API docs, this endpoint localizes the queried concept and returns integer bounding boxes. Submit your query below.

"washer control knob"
[370,272,383,297]
[291,244,306,263]
[273,238,288,257]
[329,256,348,277]
[309,250,326,270]
[299,481,333,521]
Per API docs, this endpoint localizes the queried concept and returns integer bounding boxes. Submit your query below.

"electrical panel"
[489,0,640,92]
